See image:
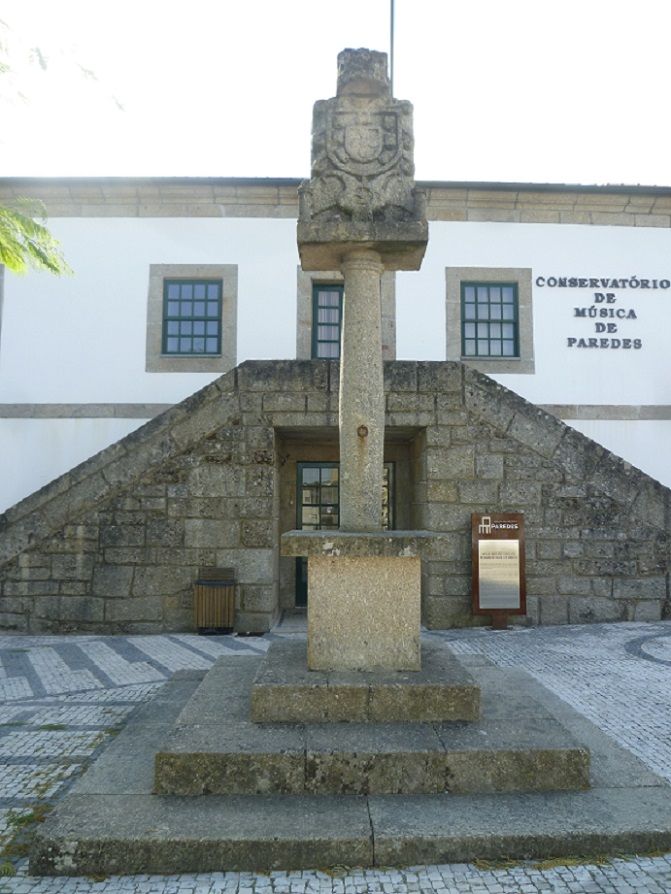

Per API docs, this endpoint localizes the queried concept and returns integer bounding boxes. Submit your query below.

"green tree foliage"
[0,20,71,276]
[0,200,71,274]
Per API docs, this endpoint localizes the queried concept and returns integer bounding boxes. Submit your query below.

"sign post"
[472,513,526,629]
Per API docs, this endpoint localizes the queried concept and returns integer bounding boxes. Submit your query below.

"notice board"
[471,513,526,618]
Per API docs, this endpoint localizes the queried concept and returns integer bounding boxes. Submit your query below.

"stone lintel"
[281,529,436,558]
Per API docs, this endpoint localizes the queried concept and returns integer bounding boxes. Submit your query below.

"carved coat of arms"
[326,109,402,177]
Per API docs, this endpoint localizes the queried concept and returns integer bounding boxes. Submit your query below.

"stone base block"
[250,639,479,723]
[308,555,420,671]
[154,645,588,797]
[31,657,671,875]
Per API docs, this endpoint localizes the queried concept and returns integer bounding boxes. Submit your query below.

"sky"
[1,0,670,187]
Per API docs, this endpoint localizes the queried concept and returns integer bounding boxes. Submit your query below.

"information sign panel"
[472,513,526,619]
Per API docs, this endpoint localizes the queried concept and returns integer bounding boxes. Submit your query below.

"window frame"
[311,283,344,359]
[162,278,223,357]
[460,281,519,359]
[146,264,237,373]
[446,266,534,374]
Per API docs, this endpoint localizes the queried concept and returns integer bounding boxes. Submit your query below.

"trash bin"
[193,568,235,634]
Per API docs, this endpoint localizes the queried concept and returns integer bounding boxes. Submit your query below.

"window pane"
[167,321,179,335]
[477,286,489,302]
[318,325,338,340]
[321,468,339,485]
[180,301,191,316]
[502,287,514,303]
[477,305,490,320]
[303,468,320,485]
[179,337,191,352]
[320,291,340,307]
[166,337,179,352]
[318,308,339,323]
[302,486,318,506]
[192,338,205,352]
[464,286,475,301]
[206,321,219,336]
[320,507,338,526]
[464,323,475,338]
[490,305,502,320]
[502,341,515,356]
[206,302,218,317]
[318,342,339,358]
[463,302,476,320]
[180,321,193,335]
[302,507,319,526]
[502,305,514,320]
[502,324,515,338]
[464,339,476,356]
[489,286,501,302]
[167,301,179,316]
[207,284,219,300]
[205,337,218,352]
[167,284,180,300]
[194,284,206,300]
[490,323,501,337]
[490,342,502,356]
[477,339,489,354]
[181,284,193,301]
[193,321,205,336]
[193,301,206,316]
[477,323,489,337]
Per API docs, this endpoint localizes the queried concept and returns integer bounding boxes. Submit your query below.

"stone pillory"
[288,49,431,671]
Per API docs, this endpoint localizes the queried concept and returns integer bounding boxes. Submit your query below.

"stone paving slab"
[250,639,480,722]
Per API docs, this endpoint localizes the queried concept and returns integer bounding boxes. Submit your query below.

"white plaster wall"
[2,215,671,509]
[567,419,671,489]
[0,217,299,404]
[401,220,671,407]
[0,418,146,513]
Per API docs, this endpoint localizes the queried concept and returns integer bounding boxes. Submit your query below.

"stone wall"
[0,360,668,633]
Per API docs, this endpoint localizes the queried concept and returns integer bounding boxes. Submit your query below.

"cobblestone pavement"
[0,621,670,893]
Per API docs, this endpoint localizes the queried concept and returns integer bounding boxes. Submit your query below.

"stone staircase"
[30,637,671,875]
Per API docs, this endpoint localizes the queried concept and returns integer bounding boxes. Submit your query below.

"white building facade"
[1,177,670,513]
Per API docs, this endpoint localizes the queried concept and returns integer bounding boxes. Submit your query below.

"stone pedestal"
[308,555,419,670]
[282,531,434,671]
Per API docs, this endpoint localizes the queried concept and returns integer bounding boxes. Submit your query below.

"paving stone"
[0,625,670,893]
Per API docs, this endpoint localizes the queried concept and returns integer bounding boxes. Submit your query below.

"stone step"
[250,639,480,722]
[31,659,671,876]
[153,649,588,796]
[31,788,671,877]
[154,717,589,796]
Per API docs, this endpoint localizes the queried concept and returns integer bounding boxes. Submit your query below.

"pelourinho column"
[339,249,384,532]
[283,48,429,671]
